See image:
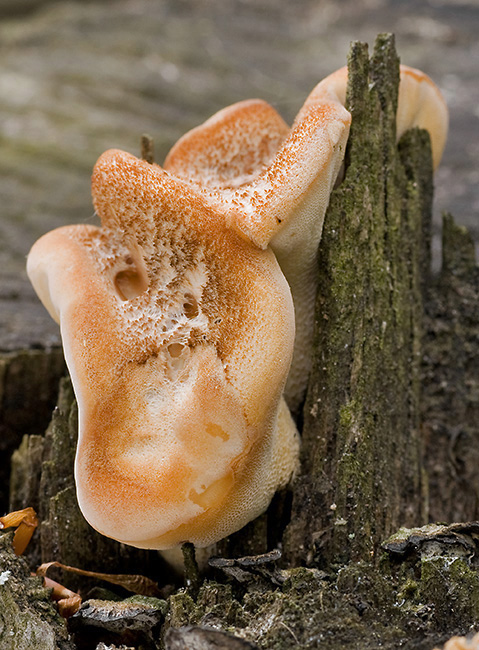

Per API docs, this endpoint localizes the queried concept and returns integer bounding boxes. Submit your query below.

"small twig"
[280,621,300,644]
[141,133,155,164]
[181,542,202,599]
[36,560,162,597]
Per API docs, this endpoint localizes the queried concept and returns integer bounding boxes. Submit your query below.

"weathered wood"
[162,520,479,648]
[421,214,479,523]
[0,348,65,513]
[283,35,431,567]
[0,533,74,650]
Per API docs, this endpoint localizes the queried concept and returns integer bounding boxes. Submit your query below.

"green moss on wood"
[421,214,479,523]
[441,213,476,276]
[420,557,479,629]
[0,533,74,650]
[159,538,479,649]
[284,33,431,567]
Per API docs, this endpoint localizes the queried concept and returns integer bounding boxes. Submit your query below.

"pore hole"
[115,268,149,301]
[168,343,185,358]
[183,292,199,319]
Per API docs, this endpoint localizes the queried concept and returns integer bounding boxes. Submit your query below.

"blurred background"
[1,0,478,349]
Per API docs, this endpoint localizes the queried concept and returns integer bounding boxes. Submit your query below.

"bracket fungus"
[27,64,447,552]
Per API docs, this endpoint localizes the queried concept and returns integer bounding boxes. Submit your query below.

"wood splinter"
[141,133,155,164]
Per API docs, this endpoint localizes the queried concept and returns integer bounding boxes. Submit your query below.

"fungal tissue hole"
[114,253,149,301]
[183,292,199,319]
[168,342,185,358]
[165,342,189,382]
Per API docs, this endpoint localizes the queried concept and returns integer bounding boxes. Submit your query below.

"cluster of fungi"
[8,65,448,561]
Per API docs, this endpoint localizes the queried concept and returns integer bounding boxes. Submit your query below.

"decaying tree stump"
[283,35,430,567]
[0,349,65,513]
[422,215,479,524]
[0,533,75,650]
[2,34,479,650]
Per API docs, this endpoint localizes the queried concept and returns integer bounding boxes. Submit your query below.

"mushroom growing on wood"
[27,63,447,551]
[164,64,448,412]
